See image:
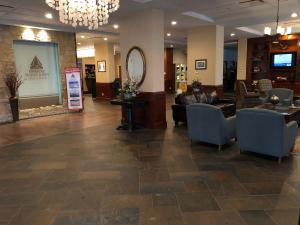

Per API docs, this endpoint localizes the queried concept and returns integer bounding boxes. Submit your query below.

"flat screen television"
[271,52,296,69]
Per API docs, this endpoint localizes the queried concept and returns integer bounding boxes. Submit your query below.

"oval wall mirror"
[126,46,146,87]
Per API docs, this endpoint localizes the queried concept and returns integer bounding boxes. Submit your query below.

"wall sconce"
[37,30,50,42]
[22,28,35,41]
[21,28,51,42]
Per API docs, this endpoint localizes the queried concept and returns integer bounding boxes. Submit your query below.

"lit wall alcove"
[13,40,62,109]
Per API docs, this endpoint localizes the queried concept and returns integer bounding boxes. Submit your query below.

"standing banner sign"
[65,68,83,110]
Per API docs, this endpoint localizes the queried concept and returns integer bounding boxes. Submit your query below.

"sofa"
[186,104,236,151]
[172,92,236,125]
[237,108,298,163]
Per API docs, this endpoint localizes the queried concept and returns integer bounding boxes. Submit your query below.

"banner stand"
[65,68,84,111]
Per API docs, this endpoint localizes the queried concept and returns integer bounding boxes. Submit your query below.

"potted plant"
[3,72,23,122]
[191,80,203,93]
[119,80,140,99]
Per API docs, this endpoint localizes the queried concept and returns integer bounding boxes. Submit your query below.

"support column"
[237,38,248,81]
[120,9,166,129]
[94,42,116,100]
[187,25,224,96]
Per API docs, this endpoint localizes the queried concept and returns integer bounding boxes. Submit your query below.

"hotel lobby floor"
[1,96,300,225]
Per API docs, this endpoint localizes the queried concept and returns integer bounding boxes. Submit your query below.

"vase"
[270,95,280,106]
[9,97,19,122]
[124,93,132,100]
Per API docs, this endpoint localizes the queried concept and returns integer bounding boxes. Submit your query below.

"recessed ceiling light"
[170,44,174,48]
[166,33,171,37]
[77,43,81,45]
[291,12,298,18]
[113,24,119,29]
[230,33,236,37]
[104,37,108,41]
[81,35,85,38]
[45,13,53,19]
[171,21,177,26]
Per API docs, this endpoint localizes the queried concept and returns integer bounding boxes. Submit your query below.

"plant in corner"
[191,79,203,93]
[3,72,23,122]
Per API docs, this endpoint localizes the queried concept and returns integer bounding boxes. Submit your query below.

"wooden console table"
[110,98,147,131]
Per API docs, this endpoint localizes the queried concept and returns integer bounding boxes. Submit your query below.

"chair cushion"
[184,95,197,105]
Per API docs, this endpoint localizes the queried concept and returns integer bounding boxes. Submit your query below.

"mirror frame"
[126,46,146,87]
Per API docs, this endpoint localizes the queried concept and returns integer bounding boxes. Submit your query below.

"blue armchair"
[237,108,298,163]
[266,88,294,106]
[186,104,236,151]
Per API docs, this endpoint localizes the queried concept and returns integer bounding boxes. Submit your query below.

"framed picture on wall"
[195,59,207,70]
[97,60,106,72]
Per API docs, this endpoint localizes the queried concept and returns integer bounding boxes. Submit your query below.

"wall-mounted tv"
[271,52,297,69]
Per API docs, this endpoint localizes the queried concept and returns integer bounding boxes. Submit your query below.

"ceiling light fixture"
[166,33,171,37]
[170,44,174,48]
[291,12,298,18]
[45,13,53,19]
[45,0,120,30]
[104,37,108,41]
[113,24,119,29]
[171,21,177,26]
[264,0,292,41]
[81,35,85,38]
[77,42,81,45]
[230,33,235,37]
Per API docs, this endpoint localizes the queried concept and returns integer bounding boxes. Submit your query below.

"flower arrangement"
[119,80,140,98]
[3,72,23,99]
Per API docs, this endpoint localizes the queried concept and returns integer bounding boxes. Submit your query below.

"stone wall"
[0,25,77,124]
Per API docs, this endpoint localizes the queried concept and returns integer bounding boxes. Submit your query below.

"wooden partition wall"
[246,34,300,94]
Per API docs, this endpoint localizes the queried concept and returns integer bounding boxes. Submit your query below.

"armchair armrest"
[284,121,298,152]
[226,116,236,138]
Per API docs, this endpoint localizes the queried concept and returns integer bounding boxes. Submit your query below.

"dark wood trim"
[96,82,115,100]
[164,48,175,93]
[123,91,167,129]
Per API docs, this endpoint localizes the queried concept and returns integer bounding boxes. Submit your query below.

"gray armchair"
[186,104,236,151]
[237,108,298,163]
[266,88,294,106]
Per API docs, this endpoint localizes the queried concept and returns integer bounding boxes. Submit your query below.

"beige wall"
[120,9,164,92]
[0,24,76,123]
[173,48,187,65]
[94,42,115,83]
[237,38,248,80]
[187,25,224,86]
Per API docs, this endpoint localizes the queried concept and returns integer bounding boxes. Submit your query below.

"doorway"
[223,42,237,96]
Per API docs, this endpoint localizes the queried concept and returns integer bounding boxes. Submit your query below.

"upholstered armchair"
[186,104,236,151]
[258,79,273,97]
[237,81,261,108]
[237,108,298,163]
[266,88,294,106]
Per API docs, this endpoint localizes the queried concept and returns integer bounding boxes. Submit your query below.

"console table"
[110,98,147,131]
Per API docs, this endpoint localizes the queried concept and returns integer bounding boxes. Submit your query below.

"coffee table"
[256,104,300,124]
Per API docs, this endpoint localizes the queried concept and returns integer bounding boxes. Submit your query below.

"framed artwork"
[195,59,207,70]
[97,60,106,72]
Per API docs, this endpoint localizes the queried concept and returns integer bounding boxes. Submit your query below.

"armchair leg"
[218,145,222,151]
[278,157,282,164]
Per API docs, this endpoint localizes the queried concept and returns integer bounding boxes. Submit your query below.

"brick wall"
[0,25,77,124]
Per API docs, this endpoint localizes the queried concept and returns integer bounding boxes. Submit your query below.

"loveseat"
[172,92,236,125]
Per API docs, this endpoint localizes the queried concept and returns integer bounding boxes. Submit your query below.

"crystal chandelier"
[45,0,120,30]
[264,0,292,36]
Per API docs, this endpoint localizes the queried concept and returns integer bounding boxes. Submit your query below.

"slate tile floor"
[0,96,300,225]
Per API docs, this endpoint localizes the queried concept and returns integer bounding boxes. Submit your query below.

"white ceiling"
[0,0,299,48]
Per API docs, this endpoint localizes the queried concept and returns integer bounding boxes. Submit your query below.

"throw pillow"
[184,94,197,105]
[206,91,218,104]
[195,93,207,103]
